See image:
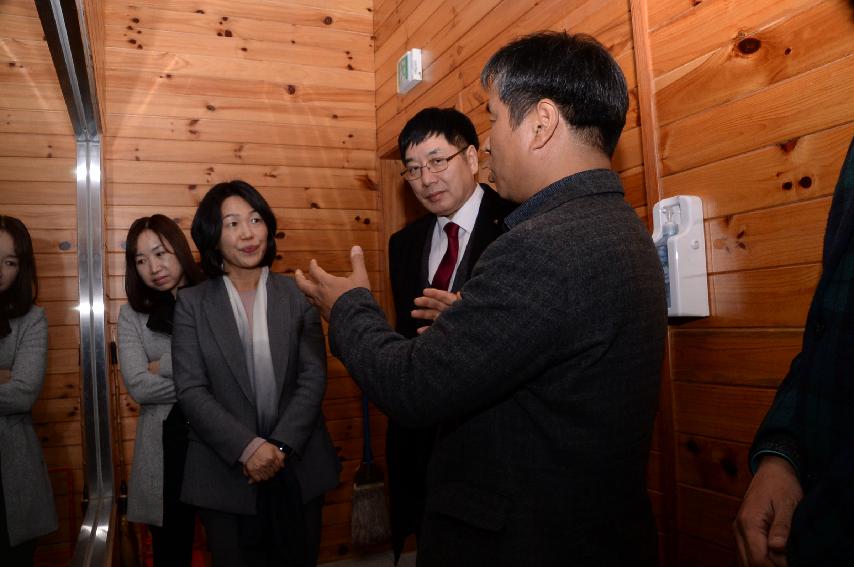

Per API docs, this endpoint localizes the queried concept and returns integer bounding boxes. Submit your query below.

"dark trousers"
[149,406,196,567]
[199,493,323,567]
[0,468,36,567]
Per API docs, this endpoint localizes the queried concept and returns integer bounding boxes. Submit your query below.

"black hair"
[481,31,628,157]
[191,180,277,277]
[398,107,480,161]
[0,215,38,319]
[125,214,205,313]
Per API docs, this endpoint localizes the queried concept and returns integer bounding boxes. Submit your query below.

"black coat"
[385,185,514,560]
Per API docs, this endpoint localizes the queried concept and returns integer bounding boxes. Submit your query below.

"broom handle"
[361,393,373,464]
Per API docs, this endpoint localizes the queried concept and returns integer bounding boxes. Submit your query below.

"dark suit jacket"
[330,170,666,566]
[750,137,854,565]
[389,184,516,337]
[385,185,514,557]
[172,273,339,515]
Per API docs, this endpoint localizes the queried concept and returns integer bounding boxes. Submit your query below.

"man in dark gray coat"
[297,31,666,566]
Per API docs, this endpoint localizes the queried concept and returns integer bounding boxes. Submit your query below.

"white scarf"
[222,267,278,435]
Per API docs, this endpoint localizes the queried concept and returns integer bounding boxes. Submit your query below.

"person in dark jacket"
[296,32,666,566]
[386,107,514,562]
[734,136,854,567]
[173,181,339,566]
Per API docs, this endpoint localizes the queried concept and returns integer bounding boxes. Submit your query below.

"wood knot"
[798,176,812,188]
[736,37,761,55]
[685,438,700,454]
[206,104,216,111]
[323,16,333,25]
[782,181,793,190]
[779,138,799,153]
[224,30,232,37]
[195,9,205,14]
[720,457,738,477]
[286,85,296,95]
[276,231,285,239]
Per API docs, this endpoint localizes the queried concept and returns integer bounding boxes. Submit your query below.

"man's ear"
[529,98,560,151]
[465,144,480,176]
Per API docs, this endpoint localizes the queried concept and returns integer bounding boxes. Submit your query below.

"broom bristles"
[351,463,391,547]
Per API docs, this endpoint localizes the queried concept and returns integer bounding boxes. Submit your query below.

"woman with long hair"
[173,180,339,566]
[0,215,57,566]
[119,215,204,566]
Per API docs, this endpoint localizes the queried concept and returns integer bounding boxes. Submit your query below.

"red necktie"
[432,222,460,291]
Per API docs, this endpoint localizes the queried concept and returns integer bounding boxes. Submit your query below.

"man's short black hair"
[481,31,628,157]
[191,180,277,277]
[398,107,479,161]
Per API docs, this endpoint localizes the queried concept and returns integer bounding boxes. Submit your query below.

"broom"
[351,394,391,547]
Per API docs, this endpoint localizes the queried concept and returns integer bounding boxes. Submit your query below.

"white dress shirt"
[427,184,485,287]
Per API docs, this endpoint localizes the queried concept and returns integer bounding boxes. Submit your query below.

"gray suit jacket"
[118,303,176,526]
[0,306,58,546]
[330,170,666,566]
[173,273,339,515]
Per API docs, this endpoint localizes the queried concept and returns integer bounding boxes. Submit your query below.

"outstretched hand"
[733,455,803,567]
[295,245,371,320]
[412,288,461,334]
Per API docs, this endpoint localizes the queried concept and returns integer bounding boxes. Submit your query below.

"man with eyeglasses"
[297,32,665,566]
[385,107,514,563]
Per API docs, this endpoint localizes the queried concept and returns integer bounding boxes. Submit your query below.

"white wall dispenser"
[651,195,710,317]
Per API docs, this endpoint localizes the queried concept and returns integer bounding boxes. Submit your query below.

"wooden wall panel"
[103,2,377,563]
[0,1,83,560]
[648,0,854,563]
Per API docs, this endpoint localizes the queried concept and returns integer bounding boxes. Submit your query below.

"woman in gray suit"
[119,215,204,566]
[0,216,57,566]
[173,181,339,567]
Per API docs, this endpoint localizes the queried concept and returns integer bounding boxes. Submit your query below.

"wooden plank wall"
[644,0,854,564]
[0,1,83,564]
[100,1,379,563]
[372,0,676,562]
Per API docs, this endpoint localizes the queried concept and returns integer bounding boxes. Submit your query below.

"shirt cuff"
[750,433,802,478]
[239,437,266,465]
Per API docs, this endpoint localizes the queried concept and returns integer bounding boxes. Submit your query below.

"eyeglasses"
[400,146,468,181]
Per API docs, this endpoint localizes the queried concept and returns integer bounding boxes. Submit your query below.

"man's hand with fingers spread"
[295,245,371,320]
